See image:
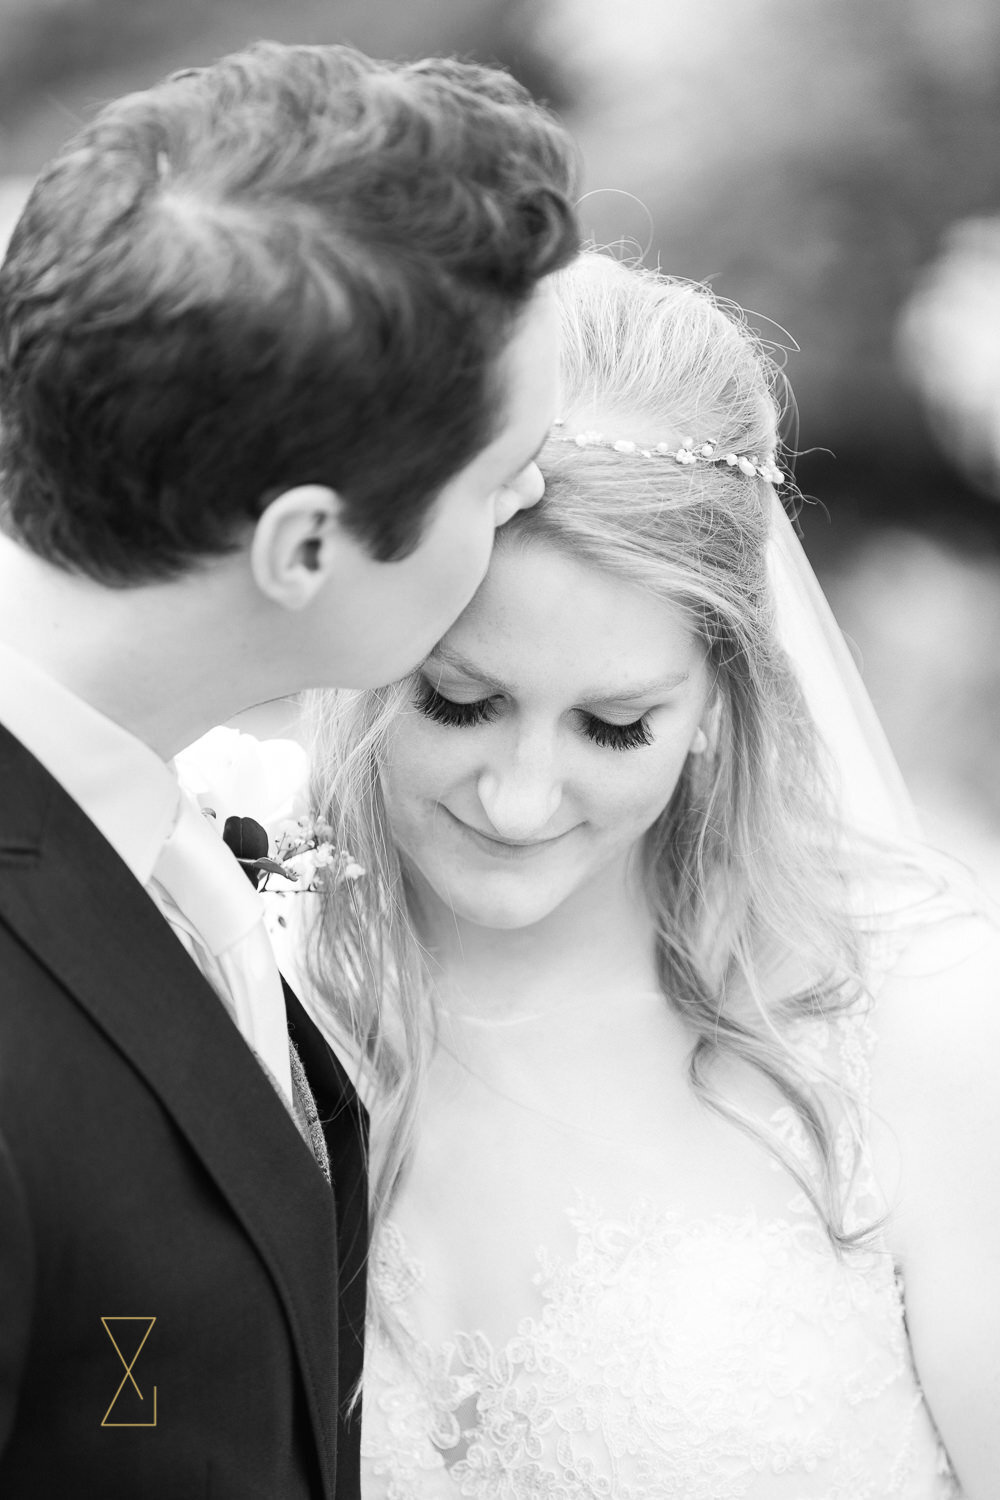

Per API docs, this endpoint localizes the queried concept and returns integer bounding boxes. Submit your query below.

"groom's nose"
[494,461,544,525]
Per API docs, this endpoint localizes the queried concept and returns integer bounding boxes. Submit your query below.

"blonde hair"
[306,254,897,1307]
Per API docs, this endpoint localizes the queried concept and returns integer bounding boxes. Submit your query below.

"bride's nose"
[476,735,562,840]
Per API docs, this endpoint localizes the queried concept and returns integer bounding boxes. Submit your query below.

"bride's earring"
[689,727,709,755]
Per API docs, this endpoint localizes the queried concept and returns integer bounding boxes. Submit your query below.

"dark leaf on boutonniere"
[251,857,299,881]
[223,815,269,887]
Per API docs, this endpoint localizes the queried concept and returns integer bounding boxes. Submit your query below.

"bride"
[299,253,998,1497]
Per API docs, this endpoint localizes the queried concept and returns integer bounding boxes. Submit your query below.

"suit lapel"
[0,725,342,1496]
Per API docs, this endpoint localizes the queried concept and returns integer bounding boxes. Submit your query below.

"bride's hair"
[306,253,894,1275]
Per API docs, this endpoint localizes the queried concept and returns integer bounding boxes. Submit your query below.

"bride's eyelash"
[416,681,653,751]
[416,682,499,728]
[584,714,653,752]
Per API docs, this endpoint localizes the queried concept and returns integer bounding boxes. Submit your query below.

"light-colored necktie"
[149,790,329,1178]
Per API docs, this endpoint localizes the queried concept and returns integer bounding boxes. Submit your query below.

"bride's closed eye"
[415,681,654,751]
[416,681,500,729]
[585,715,653,751]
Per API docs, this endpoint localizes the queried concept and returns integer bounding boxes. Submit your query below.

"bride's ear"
[690,687,721,757]
[249,484,344,610]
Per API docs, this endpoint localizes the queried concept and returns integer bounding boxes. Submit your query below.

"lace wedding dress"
[359,970,962,1499]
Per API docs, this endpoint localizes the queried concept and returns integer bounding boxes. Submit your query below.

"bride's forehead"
[437,546,699,682]
[472,540,680,619]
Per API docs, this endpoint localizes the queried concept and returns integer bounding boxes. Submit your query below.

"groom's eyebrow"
[511,430,550,476]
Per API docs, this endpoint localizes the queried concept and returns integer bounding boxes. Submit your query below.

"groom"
[0,41,575,1499]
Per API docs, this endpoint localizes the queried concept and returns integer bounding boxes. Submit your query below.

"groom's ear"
[249,484,346,610]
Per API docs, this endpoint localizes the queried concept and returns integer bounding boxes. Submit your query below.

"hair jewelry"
[549,421,786,485]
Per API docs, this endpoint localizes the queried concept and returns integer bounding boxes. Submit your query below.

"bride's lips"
[443,808,574,858]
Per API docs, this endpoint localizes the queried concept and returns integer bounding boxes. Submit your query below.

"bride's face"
[381,539,712,932]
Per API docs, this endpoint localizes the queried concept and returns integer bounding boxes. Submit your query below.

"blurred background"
[1,0,998,890]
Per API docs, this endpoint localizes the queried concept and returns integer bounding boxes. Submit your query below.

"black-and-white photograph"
[1,2,998,1496]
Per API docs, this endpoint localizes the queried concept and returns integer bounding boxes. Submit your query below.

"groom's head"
[0,43,576,685]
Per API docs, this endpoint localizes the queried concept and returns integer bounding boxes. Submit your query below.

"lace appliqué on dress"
[363,1200,959,1499]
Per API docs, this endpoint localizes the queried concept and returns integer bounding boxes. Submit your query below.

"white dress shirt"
[0,641,293,1104]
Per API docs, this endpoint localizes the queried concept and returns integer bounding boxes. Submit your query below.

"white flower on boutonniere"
[175,725,307,830]
[174,726,365,904]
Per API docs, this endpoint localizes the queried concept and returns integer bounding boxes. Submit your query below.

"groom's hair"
[0,42,577,584]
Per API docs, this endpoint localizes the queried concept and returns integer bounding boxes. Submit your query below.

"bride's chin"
[440,886,563,933]
[406,857,567,933]
[467,906,550,933]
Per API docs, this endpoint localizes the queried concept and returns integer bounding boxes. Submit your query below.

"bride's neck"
[418,869,662,1022]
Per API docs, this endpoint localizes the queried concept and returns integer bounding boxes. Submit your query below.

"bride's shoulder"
[871,898,1000,1062]
[848,847,997,1051]
[866,896,1000,1239]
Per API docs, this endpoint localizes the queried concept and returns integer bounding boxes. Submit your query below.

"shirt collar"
[0,641,179,884]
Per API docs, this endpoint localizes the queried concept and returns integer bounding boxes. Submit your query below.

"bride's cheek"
[385,721,444,799]
[607,748,687,830]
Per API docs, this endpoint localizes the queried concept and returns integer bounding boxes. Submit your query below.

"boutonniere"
[175,724,364,899]
[220,811,364,894]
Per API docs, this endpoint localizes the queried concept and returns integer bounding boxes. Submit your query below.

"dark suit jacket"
[0,722,367,1498]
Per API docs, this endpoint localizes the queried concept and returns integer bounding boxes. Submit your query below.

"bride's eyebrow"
[586,672,689,706]
[423,645,689,703]
[423,644,505,691]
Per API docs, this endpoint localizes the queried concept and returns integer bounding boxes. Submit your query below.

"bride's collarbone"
[430,991,796,1131]
[408,1054,813,1235]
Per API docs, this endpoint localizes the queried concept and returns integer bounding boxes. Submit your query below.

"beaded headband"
[549,420,786,485]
